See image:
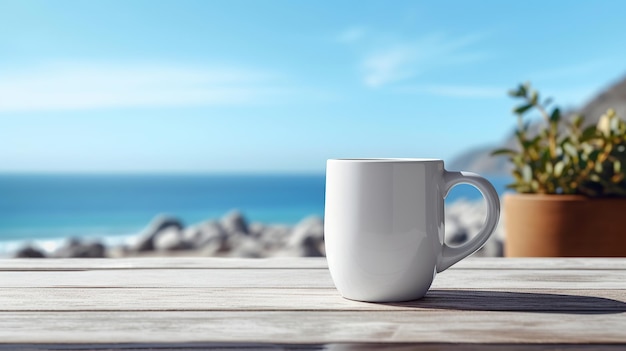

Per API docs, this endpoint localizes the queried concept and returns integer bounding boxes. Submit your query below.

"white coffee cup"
[324,158,500,302]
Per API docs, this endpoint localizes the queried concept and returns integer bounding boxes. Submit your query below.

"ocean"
[0,174,511,255]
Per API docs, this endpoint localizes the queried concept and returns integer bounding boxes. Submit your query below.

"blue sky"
[1,0,626,172]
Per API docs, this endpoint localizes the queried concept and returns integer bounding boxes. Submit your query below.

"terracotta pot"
[504,193,626,257]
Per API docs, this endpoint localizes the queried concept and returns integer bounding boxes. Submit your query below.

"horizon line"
[0,170,326,176]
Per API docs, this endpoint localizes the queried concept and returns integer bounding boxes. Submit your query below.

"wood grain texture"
[0,311,625,344]
[0,257,625,348]
[1,268,626,289]
[0,287,623,312]
[0,257,329,271]
[3,344,626,351]
[1,257,625,271]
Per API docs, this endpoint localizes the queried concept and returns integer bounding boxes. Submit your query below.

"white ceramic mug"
[324,158,500,302]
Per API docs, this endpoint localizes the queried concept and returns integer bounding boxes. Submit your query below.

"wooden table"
[0,257,625,350]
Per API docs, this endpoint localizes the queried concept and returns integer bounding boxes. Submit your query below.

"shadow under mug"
[324,158,500,302]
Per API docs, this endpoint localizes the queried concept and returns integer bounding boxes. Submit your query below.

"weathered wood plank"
[0,258,624,347]
[0,268,331,288]
[0,311,625,344]
[0,257,624,271]
[0,287,623,312]
[1,268,626,289]
[1,344,625,350]
[456,257,626,270]
[0,257,329,271]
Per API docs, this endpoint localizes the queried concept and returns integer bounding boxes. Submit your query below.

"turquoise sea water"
[0,174,511,253]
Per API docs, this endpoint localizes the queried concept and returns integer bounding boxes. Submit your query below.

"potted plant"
[493,83,626,257]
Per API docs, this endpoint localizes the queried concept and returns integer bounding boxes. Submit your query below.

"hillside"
[449,75,626,175]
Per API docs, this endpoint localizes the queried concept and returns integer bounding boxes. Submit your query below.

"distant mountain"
[448,75,626,175]
[577,76,626,121]
[447,145,512,175]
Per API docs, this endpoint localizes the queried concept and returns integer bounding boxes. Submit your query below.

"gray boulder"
[221,210,249,235]
[135,215,184,251]
[445,217,469,246]
[54,238,106,258]
[227,235,263,258]
[14,246,46,258]
[447,230,469,246]
[248,222,266,238]
[258,224,290,252]
[287,216,325,257]
[444,200,506,257]
[184,221,228,254]
[153,227,190,251]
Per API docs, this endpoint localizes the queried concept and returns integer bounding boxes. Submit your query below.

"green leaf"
[508,89,521,97]
[595,162,604,173]
[549,108,561,123]
[522,164,533,183]
[614,160,621,174]
[509,84,527,97]
[491,148,517,156]
[530,91,539,105]
[513,104,533,115]
[545,161,553,175]
[555,145,563,157]
[563,143,578,157]
[522,82,530,94]
[531,180,539,192]
[554,161,565,177]
[582,126,597,141]
[572,114,584,129]
[611,115,620,134]
[540,148,550,163]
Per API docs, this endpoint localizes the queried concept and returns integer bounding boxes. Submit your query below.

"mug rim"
[328,158,442,163]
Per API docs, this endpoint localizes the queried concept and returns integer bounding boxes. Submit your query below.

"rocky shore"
[13,200,504,258]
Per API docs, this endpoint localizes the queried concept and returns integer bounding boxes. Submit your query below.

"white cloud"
[336,27,366,43]
[362,45,416,88]
[0,63,287,112]
[360,33,488,88]
[396,84,504,98]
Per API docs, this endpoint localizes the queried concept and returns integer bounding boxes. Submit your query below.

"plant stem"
[533,99,557,159]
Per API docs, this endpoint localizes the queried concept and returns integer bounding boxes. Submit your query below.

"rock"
[258,225,290,252]
[447,230,468,246]
[8,206,506,259]
[225,234,264,258]
[444,217,468,246]
[14,246,46,258]
[54,238,106,258]
[444,200,506,257]
[135,215,184,251]
[221,210,249,235]
[248,222,266,238]
[186,221,229,255]
[287,216,325,257]
[153,228,190,251]
[183,221,227,251]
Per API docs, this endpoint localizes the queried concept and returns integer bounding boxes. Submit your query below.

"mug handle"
[437,171,501,272]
